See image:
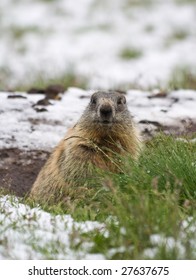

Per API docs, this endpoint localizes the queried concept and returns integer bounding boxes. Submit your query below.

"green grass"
[40,0,57,3]
[0,67,88,92]
[144,24,155,33]
[170,29,189,41]
[165,29,189,47]
[15,71,88,92]
[169,66,196,90]
[120,47,143,60]
[29,133,196,259]
[175,0,196,4]
[0,66,13,91]
[8,25,42,40]
[125,0,154,7]
[75,24,112,34]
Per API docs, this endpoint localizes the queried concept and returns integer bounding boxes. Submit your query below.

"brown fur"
[30,91,142,203]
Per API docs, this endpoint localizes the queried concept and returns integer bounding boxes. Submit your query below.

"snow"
[0,88,88,150]
[143,220,196,259]
[0,0,196,89]
[0,195,106,260]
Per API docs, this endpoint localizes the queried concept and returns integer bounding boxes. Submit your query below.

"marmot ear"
[122,95,126,104]
[117,95,126,105]
[90,95,97,105]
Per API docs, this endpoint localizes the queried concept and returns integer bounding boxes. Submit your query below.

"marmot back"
[30,91,142,204]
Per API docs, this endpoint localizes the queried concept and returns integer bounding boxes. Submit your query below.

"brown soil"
[0,148,49,197]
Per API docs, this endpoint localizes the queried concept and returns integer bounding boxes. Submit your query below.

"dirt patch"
[0,148,49,197]
[140,119,196,139]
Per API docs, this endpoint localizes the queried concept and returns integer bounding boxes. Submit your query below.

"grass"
[9,26,41,40]
[120,47,143,60]
[27,133,196,259]
[95,134,196,259]
[0,66,13,91]
[170,29,189,41]
[40,0,57,3]
[0,67,88,92]
[14,71,88,92]
[92,0,154,10]
[125,0,154,7]
[165,29,189,47]
[168,66,196,90]
[175,0,196,4]
[75,24,112,34]
[1,134,196,259]
[144,24,155,33]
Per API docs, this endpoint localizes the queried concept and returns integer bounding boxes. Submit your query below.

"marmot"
[30,91,142,204]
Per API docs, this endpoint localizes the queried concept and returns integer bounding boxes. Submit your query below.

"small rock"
[171,97,179,103]
[139,120,163,128]
[27,88,46,94]
[7,95,27,99]
[45,84,65,99]
[148,92,167,99]
[34,107,48,113]
[35,98,52,106]
[79,95,89,99]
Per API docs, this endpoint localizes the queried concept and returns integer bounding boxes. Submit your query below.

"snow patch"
[0,195,106,260]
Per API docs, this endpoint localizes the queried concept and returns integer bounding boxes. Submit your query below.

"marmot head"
[80,91,131,128]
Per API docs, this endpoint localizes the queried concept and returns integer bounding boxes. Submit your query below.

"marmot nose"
[100,105,113,120]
